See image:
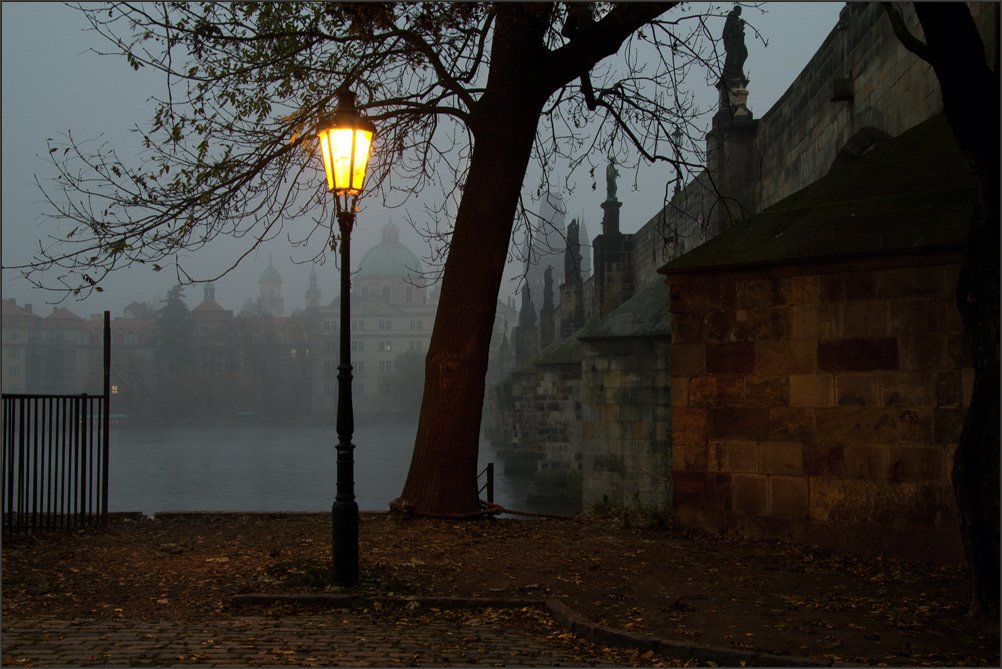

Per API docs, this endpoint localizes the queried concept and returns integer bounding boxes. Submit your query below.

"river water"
[107,423,524,516]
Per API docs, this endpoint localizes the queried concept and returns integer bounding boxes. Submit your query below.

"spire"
[518,283,537,329]
[305,264,321,309]
[564,219,583,285]
[542,265,555,312]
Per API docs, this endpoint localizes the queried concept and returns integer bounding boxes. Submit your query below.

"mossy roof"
[577,279,671,340]
[533,328,587,365]
[659,112,974,277]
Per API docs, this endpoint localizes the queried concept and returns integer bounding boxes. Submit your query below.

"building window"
[324,340,335,352]
[378,340,391,352]
[378,320,391,331]
[406,285,414,304]
[409,320,423,331]
[324,360,336,374]
[378,361,393,373]
[125,331,138,345]
[352,383,364,396]
[351,320,364,331]
[8,348,19,359]
[9,366,19,377]
[324,384,335,396]
[356,361,364,374]
[351,340,365,352]
[409,341,423,352]
[9,331,20,342]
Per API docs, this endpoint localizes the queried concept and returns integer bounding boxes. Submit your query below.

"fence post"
[487,462,494,505]
[101,311,110,524]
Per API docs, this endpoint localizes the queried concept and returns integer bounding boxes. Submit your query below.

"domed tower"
[305,265,321,309]
[356,222,426,305]
[258,255,284,316]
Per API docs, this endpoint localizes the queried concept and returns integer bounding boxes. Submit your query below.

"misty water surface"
[108,423,518,516]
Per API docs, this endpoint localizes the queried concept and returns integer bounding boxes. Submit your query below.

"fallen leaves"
[2,513,998,667]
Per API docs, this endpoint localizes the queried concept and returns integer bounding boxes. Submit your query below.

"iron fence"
[2,393,110,537]
[1,312,111,538]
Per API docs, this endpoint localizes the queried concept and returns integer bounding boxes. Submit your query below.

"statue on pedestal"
[606,158,620,202]
[721,6,749,85]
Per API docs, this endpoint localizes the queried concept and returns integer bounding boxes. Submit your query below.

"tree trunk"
[398,2,675,516]
[400,7,551,515]
[914,3,1000,619]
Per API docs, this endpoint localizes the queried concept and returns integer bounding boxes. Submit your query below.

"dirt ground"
[2,512,998,666]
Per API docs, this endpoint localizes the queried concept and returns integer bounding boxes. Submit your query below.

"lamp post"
[317,88,376,587]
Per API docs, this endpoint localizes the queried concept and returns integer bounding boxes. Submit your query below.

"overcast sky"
[2,2,843,319]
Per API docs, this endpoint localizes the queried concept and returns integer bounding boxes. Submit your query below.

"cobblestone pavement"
[2,611,633,667]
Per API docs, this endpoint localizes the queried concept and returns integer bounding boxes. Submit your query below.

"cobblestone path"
[2,612,627,667]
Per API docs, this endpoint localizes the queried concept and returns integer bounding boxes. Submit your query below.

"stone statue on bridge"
[722,6,749,85]
[606,158,620,202]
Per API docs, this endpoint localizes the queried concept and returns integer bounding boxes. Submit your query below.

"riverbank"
[3,512,998,666]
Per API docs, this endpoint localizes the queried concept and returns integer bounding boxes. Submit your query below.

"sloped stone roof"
[533,327,586,366]
[659,112,974,277]
[577,279,672,340]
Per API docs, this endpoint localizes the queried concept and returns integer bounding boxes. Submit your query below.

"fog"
[2,3,843,319]
[109,422,523,516]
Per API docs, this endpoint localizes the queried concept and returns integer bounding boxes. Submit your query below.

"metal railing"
[478,462,494,505]
[2,394,110,537]
[2,312,111,538]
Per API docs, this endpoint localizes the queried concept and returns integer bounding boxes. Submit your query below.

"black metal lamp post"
[317,88,376,587]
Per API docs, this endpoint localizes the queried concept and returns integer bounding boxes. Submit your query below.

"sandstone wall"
[667,253,970,562]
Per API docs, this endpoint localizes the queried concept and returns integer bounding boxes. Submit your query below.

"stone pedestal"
[591,233,635,320]
[601,199,622,236]
[558,281,585,340]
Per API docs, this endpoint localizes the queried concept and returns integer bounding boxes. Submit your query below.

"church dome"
[260,256,282,283]
[357,222,422,278]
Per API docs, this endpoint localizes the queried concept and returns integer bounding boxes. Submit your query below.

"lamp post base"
[332,500,359,586]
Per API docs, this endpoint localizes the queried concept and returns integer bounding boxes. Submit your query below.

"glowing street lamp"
[317,88,375,587]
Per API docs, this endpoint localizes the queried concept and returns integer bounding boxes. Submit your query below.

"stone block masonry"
[580,335,672,510]
[665,255,970,562]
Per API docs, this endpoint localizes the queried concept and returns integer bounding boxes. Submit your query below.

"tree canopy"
[15,2,744,518]
[15,2,732,297]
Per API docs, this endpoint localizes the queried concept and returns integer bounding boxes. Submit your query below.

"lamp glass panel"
[320,127,372,195]
[320,134,335,191]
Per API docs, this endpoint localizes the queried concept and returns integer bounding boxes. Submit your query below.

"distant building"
[2,223,511,421]
[305,266,322,309]
[313,222,437,417]
[1,299,40,394]
[257,256,284,317]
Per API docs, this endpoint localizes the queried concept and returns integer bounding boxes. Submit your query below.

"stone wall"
[667,253,970,562]
[634,2,998,284]
[502,365,541,474]
[580,334,672,510]
[527,357,584,509]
